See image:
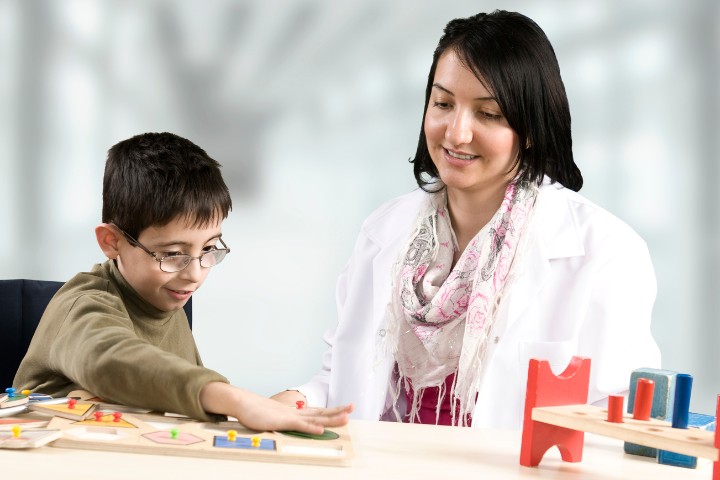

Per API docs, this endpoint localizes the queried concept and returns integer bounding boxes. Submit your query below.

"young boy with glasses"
[13,132,351,433]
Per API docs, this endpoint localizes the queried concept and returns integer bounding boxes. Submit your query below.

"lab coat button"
[378,329,387,337]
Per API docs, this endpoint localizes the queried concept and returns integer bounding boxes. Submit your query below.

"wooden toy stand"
[520,356,720,480]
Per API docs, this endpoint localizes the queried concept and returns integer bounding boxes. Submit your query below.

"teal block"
[624,368,677,458]
[658,449,697,469]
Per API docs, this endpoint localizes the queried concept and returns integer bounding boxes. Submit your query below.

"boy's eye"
[203,245,218,252]
[162,251,183,258]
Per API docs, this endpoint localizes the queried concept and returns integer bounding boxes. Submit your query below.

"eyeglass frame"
[110,223,231,273]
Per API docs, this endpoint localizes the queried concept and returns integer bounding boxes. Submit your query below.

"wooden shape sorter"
[46,413,355,466]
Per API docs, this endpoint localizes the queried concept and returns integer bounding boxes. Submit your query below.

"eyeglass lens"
[160,249,228,273]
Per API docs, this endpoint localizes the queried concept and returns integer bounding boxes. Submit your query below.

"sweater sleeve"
[48,293,228,421]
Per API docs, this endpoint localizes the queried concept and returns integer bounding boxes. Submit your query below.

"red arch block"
[520,356,591,467]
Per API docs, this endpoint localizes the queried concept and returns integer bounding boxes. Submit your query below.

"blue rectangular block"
[687,412,716,432]
[624,368,677,458]
[657,449,697,469]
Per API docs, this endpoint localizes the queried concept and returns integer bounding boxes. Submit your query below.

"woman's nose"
[445,110,473,146]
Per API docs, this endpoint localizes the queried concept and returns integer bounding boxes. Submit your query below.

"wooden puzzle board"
[533,403,719,460]
[46,413,354,466]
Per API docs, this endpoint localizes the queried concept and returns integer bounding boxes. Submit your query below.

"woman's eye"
[480,111,502,120]
[432,101,451,109]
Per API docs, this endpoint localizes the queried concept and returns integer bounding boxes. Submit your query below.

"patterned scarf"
[388,178,538,426]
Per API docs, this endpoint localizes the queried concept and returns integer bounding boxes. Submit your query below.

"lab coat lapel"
[503,184,585,329]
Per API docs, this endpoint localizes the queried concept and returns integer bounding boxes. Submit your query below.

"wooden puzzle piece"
[29,399,97,420]
[0,388,29,409]
[0,428,62,449]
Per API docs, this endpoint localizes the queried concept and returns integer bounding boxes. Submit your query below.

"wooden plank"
[532,403,718,461]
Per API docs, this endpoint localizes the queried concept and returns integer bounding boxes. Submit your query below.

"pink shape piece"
[607,395,624,423]
[520,356,591,467]
[632,378,654,421]
[714,394,719,480]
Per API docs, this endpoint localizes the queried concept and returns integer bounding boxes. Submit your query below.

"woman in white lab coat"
[273,10,660,428]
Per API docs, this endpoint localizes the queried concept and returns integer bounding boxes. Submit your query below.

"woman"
[274,10,660,428]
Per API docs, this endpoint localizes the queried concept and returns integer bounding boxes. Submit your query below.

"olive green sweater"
[13,260,227,420]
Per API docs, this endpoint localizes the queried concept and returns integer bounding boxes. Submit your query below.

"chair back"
[0,279,192,388]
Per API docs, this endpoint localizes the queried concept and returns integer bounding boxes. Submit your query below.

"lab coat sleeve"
[579,226,662,404]
[293,260,351,407]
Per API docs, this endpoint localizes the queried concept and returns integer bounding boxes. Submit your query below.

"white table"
[1,419,714,479]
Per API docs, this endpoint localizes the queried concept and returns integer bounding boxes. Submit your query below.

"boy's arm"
[201,382,351,434]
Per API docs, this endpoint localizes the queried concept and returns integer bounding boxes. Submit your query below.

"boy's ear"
[95,224,121,259]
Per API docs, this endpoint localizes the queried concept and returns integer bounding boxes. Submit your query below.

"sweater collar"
[105,260,177,322]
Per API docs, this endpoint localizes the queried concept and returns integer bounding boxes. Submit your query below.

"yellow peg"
[11,425,21,438]
[251,436,261,447]
[227,430,237,442]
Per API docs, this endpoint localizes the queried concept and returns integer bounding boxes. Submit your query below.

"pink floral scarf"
[389,179,538,426]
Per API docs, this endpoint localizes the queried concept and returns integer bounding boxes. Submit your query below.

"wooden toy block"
[519,356,591,467]
[658,374,697,468]
[625,367,677,457]
[521,356,720,480]
[45,412,355,466]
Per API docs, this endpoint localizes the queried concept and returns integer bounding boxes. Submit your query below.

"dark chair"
[0,279,192,389]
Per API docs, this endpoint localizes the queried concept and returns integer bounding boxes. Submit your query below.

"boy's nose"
[178,257,203,282]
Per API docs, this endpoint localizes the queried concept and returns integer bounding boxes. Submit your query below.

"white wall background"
[2,0,718,414]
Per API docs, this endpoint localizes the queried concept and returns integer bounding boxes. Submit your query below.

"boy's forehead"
[139,217,223,244]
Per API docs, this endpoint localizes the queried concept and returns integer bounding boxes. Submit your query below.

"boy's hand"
[200,382,353,435]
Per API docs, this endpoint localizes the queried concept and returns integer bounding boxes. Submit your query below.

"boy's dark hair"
[102,132,232,238]
[411,10,583,192]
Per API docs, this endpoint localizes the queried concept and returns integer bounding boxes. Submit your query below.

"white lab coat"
[298,179,661,428]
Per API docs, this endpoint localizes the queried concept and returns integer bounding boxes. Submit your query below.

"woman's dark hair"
[102,132,232,238]
[411,10,583,192]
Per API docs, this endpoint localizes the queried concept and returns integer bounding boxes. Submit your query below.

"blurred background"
[1,0,718,414]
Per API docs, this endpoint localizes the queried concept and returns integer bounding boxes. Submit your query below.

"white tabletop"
[1,419,713,479]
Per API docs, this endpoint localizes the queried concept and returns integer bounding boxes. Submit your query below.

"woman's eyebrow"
[431,83,496,102]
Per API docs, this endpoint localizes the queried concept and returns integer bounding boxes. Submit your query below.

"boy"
[14,132,351,433]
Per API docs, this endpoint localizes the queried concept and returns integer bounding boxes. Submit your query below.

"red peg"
[67,398,78,410]
[295,400,305,410]
[113,411,122,422]
[632,378,655,421]
[606,395,624,423]
[93,411,104,422]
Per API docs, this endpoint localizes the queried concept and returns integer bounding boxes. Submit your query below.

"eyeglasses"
[112,224,230,273]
